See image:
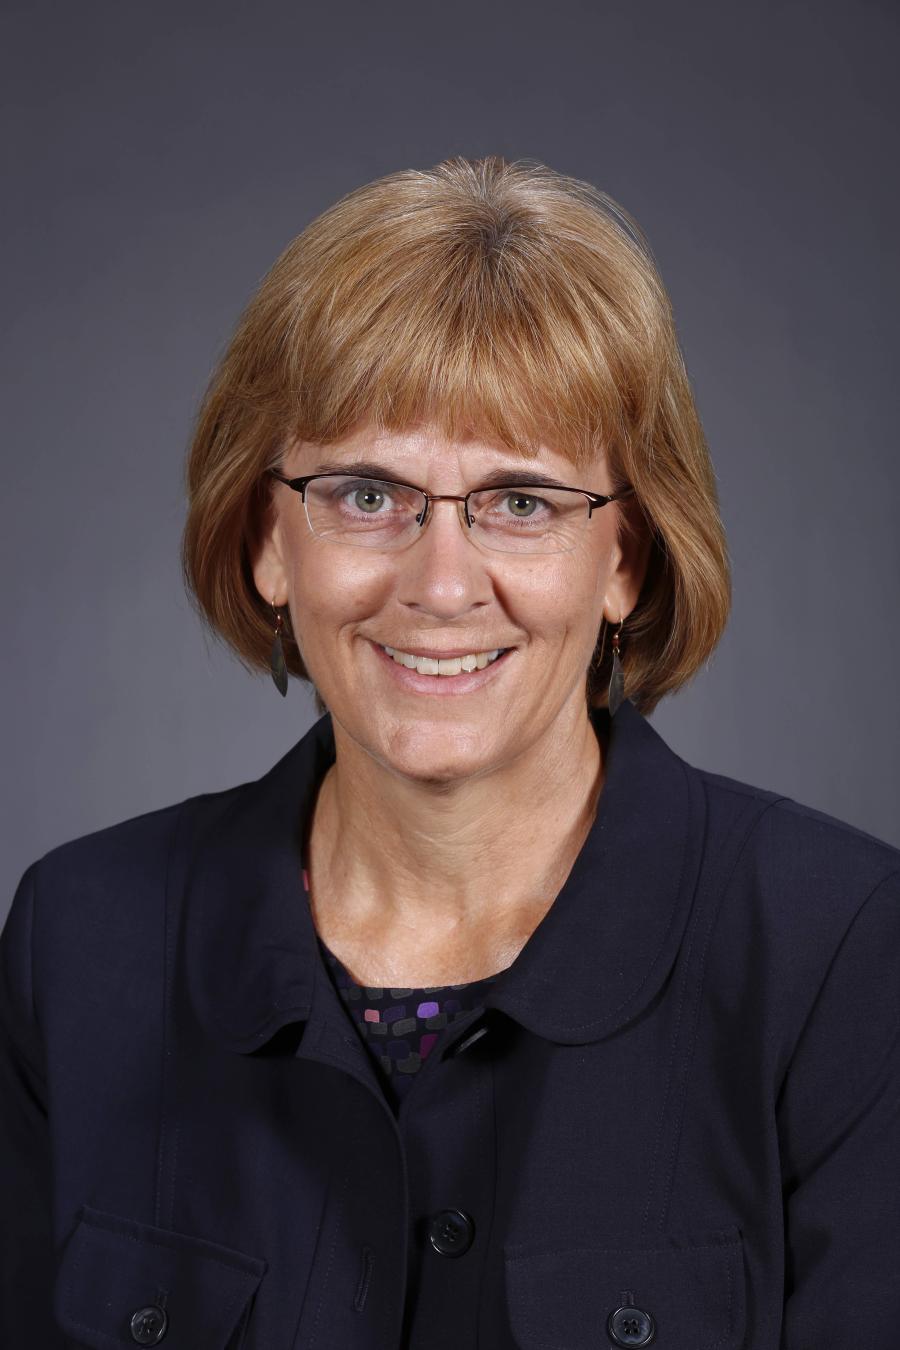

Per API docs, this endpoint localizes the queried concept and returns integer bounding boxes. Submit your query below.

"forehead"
[287,421,607,485]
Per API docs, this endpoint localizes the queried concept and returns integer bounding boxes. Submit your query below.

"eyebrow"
[309,459,576,491]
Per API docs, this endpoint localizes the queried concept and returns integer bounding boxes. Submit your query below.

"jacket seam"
[507,1237,743,1258]
[700,774,900,858]
[28,860,39,1039]
[775,864,900,1165]
[636,765,712,1238]
[25,861,51,1105]
[649,791,792,1238]
[780,864,900,1090]
[694,770,784,804]
[155,799,190,1233]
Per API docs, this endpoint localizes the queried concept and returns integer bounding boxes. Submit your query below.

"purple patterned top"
[302,867,503,1111]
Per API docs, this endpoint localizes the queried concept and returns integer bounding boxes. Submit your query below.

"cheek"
[288,548,390,644]
[507,556,606,646]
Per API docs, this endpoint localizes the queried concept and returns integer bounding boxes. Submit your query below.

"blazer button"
[129,1304,168,1344]
[607,1296,656,1347]
[427,1207,475,1257]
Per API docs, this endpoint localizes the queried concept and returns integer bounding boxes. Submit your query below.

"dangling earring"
[270,599,288,697]
[608,615,625,716]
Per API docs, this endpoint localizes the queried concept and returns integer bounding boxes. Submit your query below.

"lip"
[380,644,506,659]
[369,639,514,695]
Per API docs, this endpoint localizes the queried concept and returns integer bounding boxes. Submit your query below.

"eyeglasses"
[267,468,634,555]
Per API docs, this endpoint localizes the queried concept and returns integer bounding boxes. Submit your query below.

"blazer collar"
[183,698,705,1052]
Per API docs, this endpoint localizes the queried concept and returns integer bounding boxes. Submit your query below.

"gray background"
[3,0,898,922]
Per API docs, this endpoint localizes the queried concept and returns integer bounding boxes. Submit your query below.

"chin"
[375,720,499,784]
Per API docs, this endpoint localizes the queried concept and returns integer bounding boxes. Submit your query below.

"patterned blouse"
[302,867,503,1112]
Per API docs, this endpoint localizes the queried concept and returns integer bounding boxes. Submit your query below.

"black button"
[129,1304,168,1344]
[427,1207,475,1257]
[608,1299,656,1347]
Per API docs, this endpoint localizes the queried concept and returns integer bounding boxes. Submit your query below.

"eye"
[482,489,554,520]
[503,491,547,518]
[333,478,402,515]
[348,482,388,513]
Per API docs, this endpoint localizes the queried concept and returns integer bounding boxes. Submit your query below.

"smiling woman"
[181,155,730,720]
[3,157,900,1350]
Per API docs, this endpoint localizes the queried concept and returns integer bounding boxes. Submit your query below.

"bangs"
[252,166,663,473]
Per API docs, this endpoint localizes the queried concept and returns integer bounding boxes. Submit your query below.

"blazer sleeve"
[0,860,67,1348]
[776,867,900,1348]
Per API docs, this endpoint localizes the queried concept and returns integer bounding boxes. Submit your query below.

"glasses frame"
[267,467,635,554]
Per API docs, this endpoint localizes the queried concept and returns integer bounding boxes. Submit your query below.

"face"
[252,421,650,785]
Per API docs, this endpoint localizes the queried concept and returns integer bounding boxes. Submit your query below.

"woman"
[2,157,898,1350]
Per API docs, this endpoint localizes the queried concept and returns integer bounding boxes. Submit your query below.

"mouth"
[369,639,514,694]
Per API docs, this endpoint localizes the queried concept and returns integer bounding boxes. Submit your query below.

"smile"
[380,644,507,676]
[369,639,514,694]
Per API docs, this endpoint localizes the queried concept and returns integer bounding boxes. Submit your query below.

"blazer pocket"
[504,1223,745,1350]
[53,1204,268,1349]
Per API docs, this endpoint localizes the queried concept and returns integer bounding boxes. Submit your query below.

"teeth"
[382,645,504,676]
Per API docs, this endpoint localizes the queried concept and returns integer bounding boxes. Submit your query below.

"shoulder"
[30,780,247,896]
[683,764,900,1094]
[1,781,256,1038]
[695,762,900,888]
[5,780,252,972]
[690,761,900,1004]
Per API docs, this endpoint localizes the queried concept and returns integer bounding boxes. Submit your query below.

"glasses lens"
[305,475,424,547]
[467,486,588,554]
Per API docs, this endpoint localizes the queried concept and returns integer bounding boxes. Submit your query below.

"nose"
[396,496,492,617]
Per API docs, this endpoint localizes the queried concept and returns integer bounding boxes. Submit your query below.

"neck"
[303,703,607,952]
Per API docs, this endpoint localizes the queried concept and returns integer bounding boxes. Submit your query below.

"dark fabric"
[315,924,504,1113]
[2,698,900,1349]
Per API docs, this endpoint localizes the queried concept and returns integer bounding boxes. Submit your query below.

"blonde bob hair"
[182,155,730,717]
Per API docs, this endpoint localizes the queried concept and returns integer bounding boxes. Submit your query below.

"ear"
[249,491,291,609]
[602,502,653,625]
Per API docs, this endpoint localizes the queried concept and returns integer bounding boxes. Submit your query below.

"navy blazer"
[2,698,899,1349]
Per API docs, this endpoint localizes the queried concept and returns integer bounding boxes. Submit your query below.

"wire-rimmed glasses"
[267,468,634,556]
